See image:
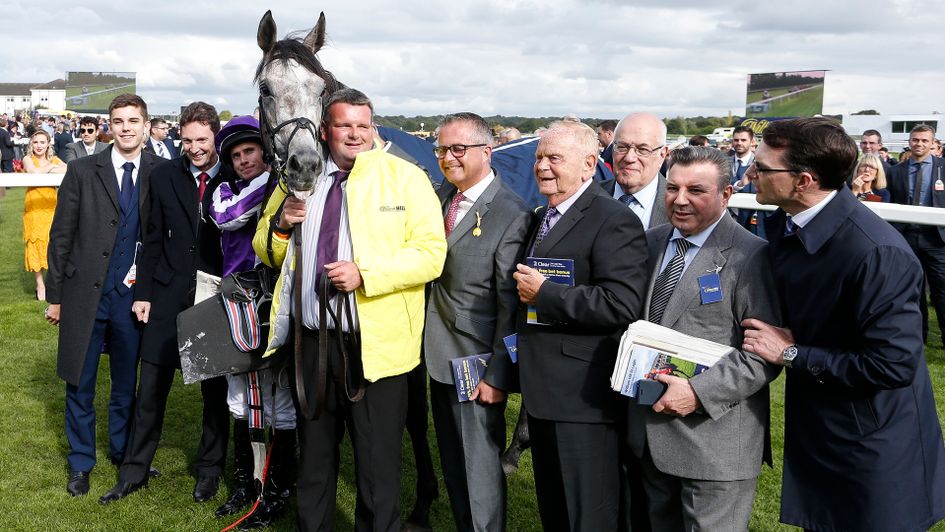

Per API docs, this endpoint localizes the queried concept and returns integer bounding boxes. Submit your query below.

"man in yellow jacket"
[253,88,446,531]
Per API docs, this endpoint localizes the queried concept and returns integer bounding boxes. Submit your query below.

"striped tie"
[531,207,558,254]
[649,238,693,324]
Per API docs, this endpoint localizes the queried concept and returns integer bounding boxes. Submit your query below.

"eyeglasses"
[80,128,96,134]
[434,143,487,158]
[613,143,664,157]
[749,163,801,175]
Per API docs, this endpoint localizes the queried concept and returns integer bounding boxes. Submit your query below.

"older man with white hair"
[601,113,671,230]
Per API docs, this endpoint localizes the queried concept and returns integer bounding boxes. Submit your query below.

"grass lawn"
[747,85,825,118]
[1,186,943,531]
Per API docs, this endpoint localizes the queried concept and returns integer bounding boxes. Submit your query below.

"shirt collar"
[791,189,838,228]
[110,146,141,172]
[554,178,594,216]
[190,158,221,179]
[614,173,660,208]
[459,171,495,203]
[669,212,726,248]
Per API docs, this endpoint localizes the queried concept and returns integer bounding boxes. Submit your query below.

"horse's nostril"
[287,154,302,172]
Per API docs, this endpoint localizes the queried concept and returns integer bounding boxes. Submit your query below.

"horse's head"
[256,10,343,199]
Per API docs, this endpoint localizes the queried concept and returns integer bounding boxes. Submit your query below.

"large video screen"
[745,70,826,118]
[65,72,136,113]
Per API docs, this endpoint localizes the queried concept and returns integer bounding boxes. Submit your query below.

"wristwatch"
[782,345,798,368]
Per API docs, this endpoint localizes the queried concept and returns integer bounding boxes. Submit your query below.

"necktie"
[532,207,558,253]
[618,193,636,207]
[734,159,744,182]
[649,238,693,324]
[120,161,135,209]
[912,163,924,206]
[156,141,166,159]
[784,216,797,236]
[444,192,465,236]
[197,171,208,202]
[315,170,349,289]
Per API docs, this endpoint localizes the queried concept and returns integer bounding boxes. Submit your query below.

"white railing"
[3,173,945,228]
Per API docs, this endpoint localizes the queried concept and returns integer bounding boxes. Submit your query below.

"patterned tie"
[649,238,693,324]
[532,207,558,253]
[912,163,925,206]
[444,192,465,236]
[316,170,349,288]
[156,141,166,159]
[120,161,135,210]
[197,171,208,201]
[618,193,636,207]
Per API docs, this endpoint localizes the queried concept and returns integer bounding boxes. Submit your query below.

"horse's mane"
[254,37,346,96]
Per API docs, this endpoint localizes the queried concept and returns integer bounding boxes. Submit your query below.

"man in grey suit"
[600,112,670,229]
[625,146,781,530]
[61,116,109,163]
[425,112,531,531]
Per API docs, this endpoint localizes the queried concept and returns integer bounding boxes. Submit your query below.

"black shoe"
[99,479,147,505]
[193,475,221,502]
[215,484,258,517]
[238,494,287,529]
[67,470,90,497]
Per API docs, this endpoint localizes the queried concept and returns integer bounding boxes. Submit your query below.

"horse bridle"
[256,90,326,190]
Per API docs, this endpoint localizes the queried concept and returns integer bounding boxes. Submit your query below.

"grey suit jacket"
[424,171,531,391]
[626,213,782,481]
[600,174,669,229]
[61,140,108,163]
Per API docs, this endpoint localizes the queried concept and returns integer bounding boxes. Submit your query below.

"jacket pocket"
[851,397,880,436]
[454,312,495,339]
[64,261,76,278]
[560,339,603,366]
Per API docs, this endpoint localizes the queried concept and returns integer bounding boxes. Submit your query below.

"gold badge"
[472,211,482,237]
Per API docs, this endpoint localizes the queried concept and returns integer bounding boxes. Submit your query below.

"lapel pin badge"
[472,211,482,237]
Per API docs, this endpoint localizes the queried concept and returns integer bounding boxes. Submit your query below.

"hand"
[741,318,795,365]
[651,374,701,417]
[325,261,362,292]
[470,380,507,405]
[45,304,61,326]
[851,176,865,194]
[279,196,307,229]
[737,174,751,188]
[512,263,546,305]
[132,301,151,323]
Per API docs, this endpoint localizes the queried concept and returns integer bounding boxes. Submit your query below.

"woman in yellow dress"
[23,129,66,301]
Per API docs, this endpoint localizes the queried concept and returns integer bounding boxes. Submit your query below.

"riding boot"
[215,419,258,518]
[239,428,297,530]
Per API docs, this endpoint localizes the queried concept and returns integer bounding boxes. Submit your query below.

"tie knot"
[333,170,350,183]
[545,207,559,219]
[122,161,135,172]
[618,193,636,207]
[673,238,693,255]
[198,171,208,182]
[451,192,465,205]
[785,216,797,236]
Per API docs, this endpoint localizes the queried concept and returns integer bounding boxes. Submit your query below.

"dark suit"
[518,181,648,531]
[0,127,14,172]
[118,156,229,484]
[600,174,669,229]
[887,155,945,343]
[61,140,108,163]
[47,147,157,472]
[54,132,73,159]
[627,214,781,530]
[766,190,945,531]
[144,137,177,160]
[425,173,530,531]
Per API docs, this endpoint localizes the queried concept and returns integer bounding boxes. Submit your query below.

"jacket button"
[102,251,109,257]
[189,246,196,252]
[93,283,101,289]
[109,220,118,226]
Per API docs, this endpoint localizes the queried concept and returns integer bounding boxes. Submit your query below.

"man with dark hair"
[860,128,884,155]
[254,88,446,530]
[627,146,780,530]
[53,122,73,160]
[688,134,709,146]
[879,146,897,165]
[729,125,765,235]
[887,123,945,344]
[101,101,231,505]
[46,93,158,496]
[743,117,945,531]
[62,116,108,163]
[426,112,530,531]
[145,118,176,160]
[597,119,618,167]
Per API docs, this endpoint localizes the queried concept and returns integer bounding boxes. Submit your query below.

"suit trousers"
[639,444,757,532]
[904,227,945,346]
[65,290,140,472]
[296,327,409,532]
[429,379,507,532]
[528,415,619,532]
[119,361,229,483]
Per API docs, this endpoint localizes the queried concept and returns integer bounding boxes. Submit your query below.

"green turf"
[65,84,135,113]
[0,186,942,531]
[747,85,825,118]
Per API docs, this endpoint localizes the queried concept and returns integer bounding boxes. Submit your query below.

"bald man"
[601,113,671,230]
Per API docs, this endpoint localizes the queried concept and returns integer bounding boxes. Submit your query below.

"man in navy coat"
[741,117,945,531]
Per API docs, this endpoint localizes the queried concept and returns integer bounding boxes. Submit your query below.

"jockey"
[209,115,296,529]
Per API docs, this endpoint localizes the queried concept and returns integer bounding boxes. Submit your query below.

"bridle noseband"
[257,93,325,191]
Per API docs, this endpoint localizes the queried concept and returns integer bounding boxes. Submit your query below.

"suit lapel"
[660,216,734,328]
[643,224,673,320]
[137,153,156,216]
[448,177,499,245]
[93,147,120,214]
[170,158,198,230]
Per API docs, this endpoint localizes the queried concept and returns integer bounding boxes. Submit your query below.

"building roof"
[0,83,37,96]
[32,79,65,90]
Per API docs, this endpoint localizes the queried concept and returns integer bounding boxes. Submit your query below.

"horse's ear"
[257,10,277,55]
[303,12,326,54]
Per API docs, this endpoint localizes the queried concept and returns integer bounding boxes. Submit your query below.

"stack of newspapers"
[610,320,735,398]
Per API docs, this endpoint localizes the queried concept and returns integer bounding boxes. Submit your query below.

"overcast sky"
[4,0,941,119]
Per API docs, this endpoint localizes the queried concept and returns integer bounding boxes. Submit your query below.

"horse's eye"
[259,85,271,98]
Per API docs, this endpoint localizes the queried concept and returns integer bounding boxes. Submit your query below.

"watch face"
[783,346,798,360]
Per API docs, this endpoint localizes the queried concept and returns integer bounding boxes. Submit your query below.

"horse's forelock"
[254,38,344,97]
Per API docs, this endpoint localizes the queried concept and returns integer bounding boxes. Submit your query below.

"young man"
[61,116,108,163]
[46,94,158,496]
[101,102,232,505]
